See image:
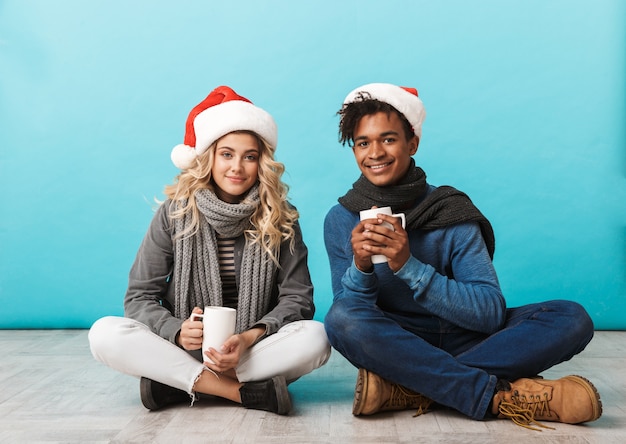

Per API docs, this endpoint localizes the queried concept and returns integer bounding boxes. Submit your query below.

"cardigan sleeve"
[252,220,315,337]
[123,202,183,343]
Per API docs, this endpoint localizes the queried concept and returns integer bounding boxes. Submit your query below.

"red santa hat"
[343,83,426,140]
[171,86,277,169]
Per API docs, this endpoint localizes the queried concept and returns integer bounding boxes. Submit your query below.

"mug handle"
[190,313,204,321]
[392,213,406,229]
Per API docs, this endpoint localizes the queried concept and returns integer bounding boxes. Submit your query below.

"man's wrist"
[355,262,374,273]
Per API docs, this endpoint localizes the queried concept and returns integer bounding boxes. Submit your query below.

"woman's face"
[211,132,260,203]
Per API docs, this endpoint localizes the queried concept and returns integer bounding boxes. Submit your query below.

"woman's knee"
[304,320,331,364]
[88,316,141,362]
[282,320,331,364]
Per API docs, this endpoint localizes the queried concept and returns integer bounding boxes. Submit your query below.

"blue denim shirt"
[324,189,506,334]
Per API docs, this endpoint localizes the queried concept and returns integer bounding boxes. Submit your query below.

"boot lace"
[498,391,555,431]
[385,384,433,416]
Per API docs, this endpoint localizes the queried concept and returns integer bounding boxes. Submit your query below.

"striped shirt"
[217,235,238,309]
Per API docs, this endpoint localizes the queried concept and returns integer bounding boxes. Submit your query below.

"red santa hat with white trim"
[171,86,277,169]
[343,82,426,140]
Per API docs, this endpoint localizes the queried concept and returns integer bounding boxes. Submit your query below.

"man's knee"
[564,300,594,343]
[324,300,347,340]
[324,298,369,350]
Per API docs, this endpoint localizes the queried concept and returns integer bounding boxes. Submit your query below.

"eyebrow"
[216,146,259,154]
[354,130,401,141]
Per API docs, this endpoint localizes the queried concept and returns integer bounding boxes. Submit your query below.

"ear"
[408,136,419,155]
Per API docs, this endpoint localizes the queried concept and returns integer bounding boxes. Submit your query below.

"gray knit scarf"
[172,184,276,333]
[338,159,496,259]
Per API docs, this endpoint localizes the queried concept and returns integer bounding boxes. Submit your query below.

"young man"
[323,83,602,430]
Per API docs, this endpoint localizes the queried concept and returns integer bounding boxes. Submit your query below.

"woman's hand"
[177,307,204,350]
[203,326,265,373]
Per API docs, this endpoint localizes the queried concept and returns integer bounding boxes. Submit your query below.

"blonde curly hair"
[163,131,298,263]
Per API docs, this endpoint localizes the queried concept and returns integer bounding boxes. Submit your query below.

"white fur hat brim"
[171,100,277,170]
[343,83,426,139]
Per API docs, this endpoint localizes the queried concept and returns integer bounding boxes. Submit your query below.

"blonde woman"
[89,86,330,415]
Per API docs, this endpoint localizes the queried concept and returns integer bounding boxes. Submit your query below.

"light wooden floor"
[1,330,625,443]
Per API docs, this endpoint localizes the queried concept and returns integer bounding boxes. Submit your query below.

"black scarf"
[338,160,495,259]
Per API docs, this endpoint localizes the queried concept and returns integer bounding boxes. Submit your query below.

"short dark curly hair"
[337,92,415,146]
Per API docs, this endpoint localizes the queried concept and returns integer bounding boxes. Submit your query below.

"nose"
[230,157,244,172]
[367,141,384,159]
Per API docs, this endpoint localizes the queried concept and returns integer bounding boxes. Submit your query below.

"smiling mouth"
[367,162,392,170]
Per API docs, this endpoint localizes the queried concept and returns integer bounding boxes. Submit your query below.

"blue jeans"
[324,296,594,420]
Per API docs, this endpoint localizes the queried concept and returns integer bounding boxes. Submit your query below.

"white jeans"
[89,316,331,394]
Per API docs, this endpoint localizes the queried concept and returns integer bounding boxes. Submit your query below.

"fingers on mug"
[190,307,236,364]
[359,206,406,264]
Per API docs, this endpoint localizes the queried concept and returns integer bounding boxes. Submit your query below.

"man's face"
[351,111,418,187]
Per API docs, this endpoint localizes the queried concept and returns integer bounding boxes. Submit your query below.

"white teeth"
[370,164,388,170]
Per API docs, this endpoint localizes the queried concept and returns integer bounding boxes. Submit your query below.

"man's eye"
[384,138,395,144]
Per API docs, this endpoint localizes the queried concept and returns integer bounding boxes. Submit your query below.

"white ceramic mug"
[359,206,406,264]
[190,306,236,364]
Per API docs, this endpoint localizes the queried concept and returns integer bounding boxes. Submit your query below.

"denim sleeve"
[324,205,366,302]
[395,223,506,333]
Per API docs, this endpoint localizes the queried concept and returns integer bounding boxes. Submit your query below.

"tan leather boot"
[492,375,602,430]
[352,368,432,416]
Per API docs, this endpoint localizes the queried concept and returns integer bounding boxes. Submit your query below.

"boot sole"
[139,377,189,411]
[563,375,603,422]
[352,368,368,415]
[272,376,292,415]
[139,377,159,411]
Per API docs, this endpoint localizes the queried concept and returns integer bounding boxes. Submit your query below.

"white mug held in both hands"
[359,206,406,264]
[190,306,237,364]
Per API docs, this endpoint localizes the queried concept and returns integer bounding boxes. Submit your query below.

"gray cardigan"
[124,202,315,344]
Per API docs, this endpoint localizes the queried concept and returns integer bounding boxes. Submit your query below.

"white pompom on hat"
[343,83,426,140]
[171,85,277,169]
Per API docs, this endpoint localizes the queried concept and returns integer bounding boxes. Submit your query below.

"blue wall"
[1,0,624,329]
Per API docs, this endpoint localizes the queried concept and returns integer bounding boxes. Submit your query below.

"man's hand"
[351,218,376,272]
[352,212,410,273]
